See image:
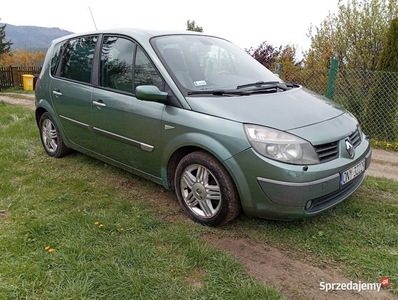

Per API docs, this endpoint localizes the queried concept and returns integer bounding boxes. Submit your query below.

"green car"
[35,29,372,226]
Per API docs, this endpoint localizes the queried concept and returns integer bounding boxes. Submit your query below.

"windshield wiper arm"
[236,81,280,90]
[237,81,299,91]
[187,82,300,96]
[187,89,242,96]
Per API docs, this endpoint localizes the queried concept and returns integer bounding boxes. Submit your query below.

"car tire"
[174,151,241,226]
[39,112,70,158]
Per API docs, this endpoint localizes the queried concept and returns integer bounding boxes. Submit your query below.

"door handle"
[52,90,62,96]
[93,100,106,107]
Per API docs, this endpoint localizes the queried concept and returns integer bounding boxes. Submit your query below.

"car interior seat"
[162,48,194,89]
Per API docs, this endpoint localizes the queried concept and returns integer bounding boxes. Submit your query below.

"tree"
[305,0,398,71]
[0,20,13,55]
[0,48,45,67]
[186,20,203,32]
[276,45,302,73]
[246,41,281,70]
[363,18,398,141]
[376,18,398,72]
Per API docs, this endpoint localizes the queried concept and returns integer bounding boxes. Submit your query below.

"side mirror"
[135,85,168,102]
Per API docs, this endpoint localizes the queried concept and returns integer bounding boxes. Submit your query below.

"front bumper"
[224,138,372,220]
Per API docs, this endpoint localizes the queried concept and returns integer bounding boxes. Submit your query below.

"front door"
[91,36,166,176]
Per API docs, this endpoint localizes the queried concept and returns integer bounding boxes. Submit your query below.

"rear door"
[49,35,98,150]
[91,36,166,176]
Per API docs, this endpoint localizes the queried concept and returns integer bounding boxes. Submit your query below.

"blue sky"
[1,0,340,57]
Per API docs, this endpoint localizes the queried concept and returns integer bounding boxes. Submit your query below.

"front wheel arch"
[174,150,241,226]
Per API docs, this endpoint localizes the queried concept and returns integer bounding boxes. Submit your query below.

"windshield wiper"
[236,81,298,91]
[187,89,242,96]
[236,81,280,90]
[187,82,300,96]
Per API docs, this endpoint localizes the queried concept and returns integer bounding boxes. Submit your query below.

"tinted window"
[135,47,164,91]
[50,41,65,76]
[100,36,135,93]
[59,36,98,83]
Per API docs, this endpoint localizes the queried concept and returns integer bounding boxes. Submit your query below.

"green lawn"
[1,101,397,299]
[0,101,284,299]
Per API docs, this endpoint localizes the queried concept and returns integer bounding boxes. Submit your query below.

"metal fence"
[282,67,398,143]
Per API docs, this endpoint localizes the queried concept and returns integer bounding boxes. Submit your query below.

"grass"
[1,86,35,94]
[1,101,397,298]
[370,139,398,151]
[216,177,398,292]
[0,101,284,299]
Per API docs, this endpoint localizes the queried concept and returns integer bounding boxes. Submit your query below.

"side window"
[100,36,135,93]
[135,47,164,91]
[50,41,65,76]
[59,36,98,83]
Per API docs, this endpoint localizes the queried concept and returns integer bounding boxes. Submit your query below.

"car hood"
[185,87,346,131]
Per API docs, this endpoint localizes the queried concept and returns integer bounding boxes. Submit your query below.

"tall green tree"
[186,20,203,32]
[363,18,398,141]
[305,0,398,71]
[377,18,398,71]
[0,20,13,55]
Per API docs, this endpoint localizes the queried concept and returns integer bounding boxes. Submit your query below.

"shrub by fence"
[0,66,42,91]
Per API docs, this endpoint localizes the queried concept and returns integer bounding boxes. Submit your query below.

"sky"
[1,0,340,57]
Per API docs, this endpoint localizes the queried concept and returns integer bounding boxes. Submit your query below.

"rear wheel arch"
[38,112,70,158]
[35,107,48,127]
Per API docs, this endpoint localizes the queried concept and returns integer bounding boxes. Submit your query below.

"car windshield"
[151,35,281,95]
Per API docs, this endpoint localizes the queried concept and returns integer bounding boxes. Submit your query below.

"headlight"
[244,124,320,165]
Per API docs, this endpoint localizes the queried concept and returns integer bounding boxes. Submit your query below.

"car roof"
[51,28,216,45]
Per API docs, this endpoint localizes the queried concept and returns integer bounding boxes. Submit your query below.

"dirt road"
[367,149,398,181]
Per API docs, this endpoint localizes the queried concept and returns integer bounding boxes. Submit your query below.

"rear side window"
[50,41,65,76]
[59,36,98,83]
[100,36,136,93]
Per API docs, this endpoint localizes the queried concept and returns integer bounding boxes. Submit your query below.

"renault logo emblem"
[345,140,355,158]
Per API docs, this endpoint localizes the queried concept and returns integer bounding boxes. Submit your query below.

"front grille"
[313,127,362,163]
[349,128,362,148]
[314,141,339,163]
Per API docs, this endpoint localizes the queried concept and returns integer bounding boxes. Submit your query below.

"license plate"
[340,159,365,186]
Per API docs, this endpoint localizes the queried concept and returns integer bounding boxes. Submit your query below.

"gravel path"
[367,149,398,181]
[1,92,397,181]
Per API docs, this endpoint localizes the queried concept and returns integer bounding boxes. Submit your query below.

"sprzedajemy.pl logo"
[320,277,391,293]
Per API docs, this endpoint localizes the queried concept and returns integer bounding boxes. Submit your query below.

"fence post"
[326,58,339,99]
[11,65,20,87]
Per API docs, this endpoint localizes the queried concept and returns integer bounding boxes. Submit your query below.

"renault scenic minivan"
[35,29,372,226]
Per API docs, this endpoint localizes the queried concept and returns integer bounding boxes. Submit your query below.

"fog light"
[305,200,313,210]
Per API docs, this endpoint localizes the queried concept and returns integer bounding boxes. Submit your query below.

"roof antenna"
[89,7,98,30]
